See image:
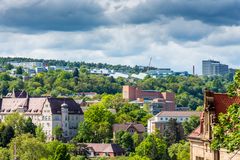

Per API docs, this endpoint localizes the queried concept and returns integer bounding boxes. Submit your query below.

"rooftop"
[155,111,201,117]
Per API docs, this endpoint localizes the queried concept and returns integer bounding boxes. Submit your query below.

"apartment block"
[202,60,229,76]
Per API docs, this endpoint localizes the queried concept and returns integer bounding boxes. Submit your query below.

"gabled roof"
[5,90,28,98]
[48,97,83,114]
[188,126,201,140]
[85,143,124,153]
[0,96,83,115]
[113,123,145,133]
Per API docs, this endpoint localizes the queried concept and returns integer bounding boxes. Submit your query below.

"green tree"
[9,134,47,160]
[168,141,190,160]
[4,63,14,70]
[73,68,79,78]
[211,104,240,152]
[115,131,134,153]
[46,140,63,159]
[53,144,71,160]
[23,117,36,135]
[4,113,26,135]
[129,155,150,160]
[35,126,46,142]
[0,147,10,160]
[75,121,93,142]
[132,132,141,148]
[135,134,167,160]
[196,106,204,111]
[0,125,14,147]
[16,66,23,75]
[76,104,114,143]
[164,118,181,146]
[53,126,63,141]
[182,116,200,136]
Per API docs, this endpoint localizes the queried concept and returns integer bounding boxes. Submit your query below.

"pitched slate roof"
[85,143,125,153]
[48,97,83,114]
[113,123,145,133]
[6,90,28,98]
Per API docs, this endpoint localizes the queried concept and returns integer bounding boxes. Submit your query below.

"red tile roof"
[213,93,240,116]
[188,126,201,139]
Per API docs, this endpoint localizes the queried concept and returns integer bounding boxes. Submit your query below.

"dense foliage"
[0,57,146,74]
[0,57,233,110]
[211,104,240,152]
[182,116,200,136]
[168,141,190,160]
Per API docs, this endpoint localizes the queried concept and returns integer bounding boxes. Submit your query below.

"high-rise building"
[202,60,229,76]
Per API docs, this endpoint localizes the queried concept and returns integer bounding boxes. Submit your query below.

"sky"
[1,0,240,74]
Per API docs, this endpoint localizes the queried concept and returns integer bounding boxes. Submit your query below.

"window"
[196,157,204,160]
[165,117,168,120]
[160,118,163,120]
[105,152,110,157]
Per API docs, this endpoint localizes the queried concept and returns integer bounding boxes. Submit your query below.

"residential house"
[113,123,145,140]
[84,143,125,157]
[188,91,240,160]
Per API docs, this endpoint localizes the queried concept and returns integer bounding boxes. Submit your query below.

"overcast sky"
[1,0,240,74]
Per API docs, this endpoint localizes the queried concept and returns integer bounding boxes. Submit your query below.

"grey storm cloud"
[116,0,240,26]
[0,0,240,32]
[0,0,109,31]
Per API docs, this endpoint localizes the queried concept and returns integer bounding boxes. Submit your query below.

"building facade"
[188,91,240,160]
[0,90,84,141]
[123,86,176,114]
[83,143,125,157]
[112,123,145,140]
[202,60,229,76]
[148,111,201,138]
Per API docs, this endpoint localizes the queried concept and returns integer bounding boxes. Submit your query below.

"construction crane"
[147,57,152,72]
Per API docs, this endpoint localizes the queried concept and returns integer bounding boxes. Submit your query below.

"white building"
[147,111,201,135]
[10,62,44,69]
[0,90,84,141]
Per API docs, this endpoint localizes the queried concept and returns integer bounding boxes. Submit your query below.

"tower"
[61,102,69,138]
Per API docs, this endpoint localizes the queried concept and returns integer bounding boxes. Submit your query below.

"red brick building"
[123,85,176,113]
[188,91,240,160]
[123,85,175,101]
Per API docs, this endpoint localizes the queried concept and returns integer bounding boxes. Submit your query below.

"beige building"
[0,90,84,141]
[147,111,201,138]
[188,91,240,160]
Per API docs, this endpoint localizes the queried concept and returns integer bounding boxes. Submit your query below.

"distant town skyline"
[0,1,240,74]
